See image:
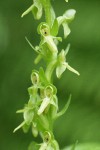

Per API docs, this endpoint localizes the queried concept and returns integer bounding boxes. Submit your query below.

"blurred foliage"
[0,0,100,149]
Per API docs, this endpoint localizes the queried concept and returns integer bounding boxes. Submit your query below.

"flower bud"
[44,86,53,98]
[43,131,51,143]
[31,71,39,85]
[32,123,38,137]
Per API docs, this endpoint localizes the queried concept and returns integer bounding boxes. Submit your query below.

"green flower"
[38,85,57,115]
[38,22,59,53]
[51,9,76,38]
[56,45,80,78]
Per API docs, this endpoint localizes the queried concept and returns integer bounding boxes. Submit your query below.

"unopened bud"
[45,86,53,98]
[31,71,39,85]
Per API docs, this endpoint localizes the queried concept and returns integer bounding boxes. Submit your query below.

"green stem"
[45,59,57,82]
[41,0,52,27]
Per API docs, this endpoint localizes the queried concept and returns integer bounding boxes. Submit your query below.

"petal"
[50,99,57,108]
[38,97,50,115]
[64,9,76,21]
[62,22,71,38]
[28,141,40,150]
[58,49,66,62]
[13,121,25,133]
[21,4,34,18]
[39,143,47,150]
[24,109,34,125]
[56,63,66,78]
[31,71,39,85]
[66,62,80,76]
[25,37,40,54]
[32,123,38,137]
[21,0,43,20]
[65,44,70,56]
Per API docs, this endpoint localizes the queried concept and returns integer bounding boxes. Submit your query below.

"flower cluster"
[14,0,79,149]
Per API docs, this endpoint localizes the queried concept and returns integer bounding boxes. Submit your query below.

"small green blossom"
[38,85,57,115]
[38,22,58,53]
[56,45,80,78]
[57,9,76,38]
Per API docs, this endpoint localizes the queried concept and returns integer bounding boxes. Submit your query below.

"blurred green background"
[0,0,100,149]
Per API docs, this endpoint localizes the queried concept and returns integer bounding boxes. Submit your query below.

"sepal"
[54,95,71,119]
[21,0,43,20]
[28,141,40,150]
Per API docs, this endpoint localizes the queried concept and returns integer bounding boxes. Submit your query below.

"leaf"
[55,94,71,119]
